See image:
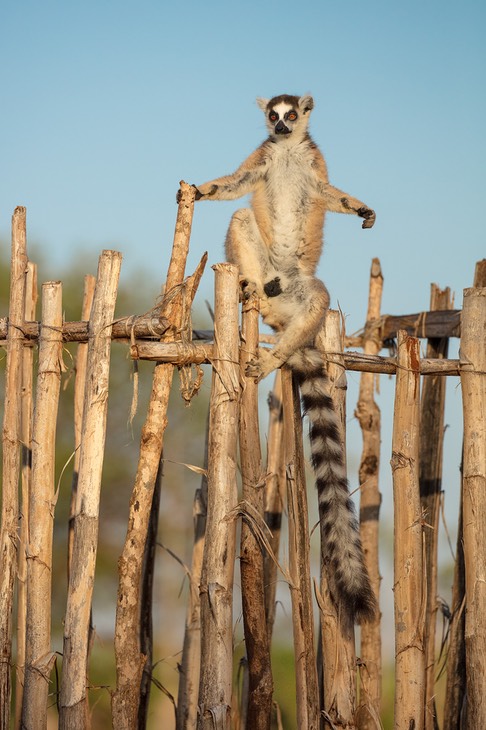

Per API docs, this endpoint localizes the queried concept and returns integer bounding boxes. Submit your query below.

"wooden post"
[391,331,425,730]
[419,284,452,730]
[316,310,357,728]
[176,416,209,730]
[239,293,273,729]
[263,372,285,640]
[460,286,486,729]
[355,259,383,730]
[21,281,64,729]
[15,262,37,730]
[1,207,28,730]
[197,263,240,730]
[59,250,122,729]
[111,182,197,729]
[281,366,320,730]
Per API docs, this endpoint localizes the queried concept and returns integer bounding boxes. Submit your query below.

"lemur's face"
[257,94,314,140]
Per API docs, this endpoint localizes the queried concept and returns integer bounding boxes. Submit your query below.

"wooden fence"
[1,184,485,729]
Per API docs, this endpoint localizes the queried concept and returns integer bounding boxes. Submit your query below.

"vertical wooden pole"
[316,310,357,727]
[263,372,284,640]
[59,250,122,729]
[460,286,486,729]
[21,281,64,729]
[197,263,240,730]
[239,293,273,730]
[15,262,37,729]
[112,183,196,730]
[281,366,320,730]
[1,207,28,730]
[355,259,383,729]
[391,331,425,730]
[419,284,452,730]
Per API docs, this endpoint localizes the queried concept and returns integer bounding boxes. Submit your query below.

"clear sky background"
[1,0,485,647]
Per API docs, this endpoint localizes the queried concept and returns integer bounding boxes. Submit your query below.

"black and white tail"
[287,346,376,624]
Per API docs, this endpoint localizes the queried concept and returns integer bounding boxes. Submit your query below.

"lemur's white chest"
[264,143,314,255]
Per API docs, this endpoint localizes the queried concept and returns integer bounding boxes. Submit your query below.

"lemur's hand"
[357,206,376,229]
[176,184,202,203]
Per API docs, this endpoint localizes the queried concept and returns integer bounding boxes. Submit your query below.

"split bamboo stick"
[316,310,357,728]
[239,293,273,729]
[419,284,452,730]
[355,259,383,730]
[1,207,28,730]
[59,250,122,729]
[15,261,37,730]
[460,286,486,729]
[280,366,320,730]
[391,331,425,730]
[111,182,197,729]
[21,281,64,729]
[197,263,240,730]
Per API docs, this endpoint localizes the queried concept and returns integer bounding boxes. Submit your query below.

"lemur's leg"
[246,276,330,382]
[225,208,271,297]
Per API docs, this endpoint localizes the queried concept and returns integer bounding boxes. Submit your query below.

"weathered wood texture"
[197,263,240,730]
[15,262,37,730]
[391,332,425,730]
[460,286,486,730]
[111,182,197,730]
[239,294,273,729]
[316,311,357,729]
[355,259,383,730]
[281,367,320,730]
[59,250,122,729]
[1,207,28,730]
[419,285,452,730]
[21,281,63,729]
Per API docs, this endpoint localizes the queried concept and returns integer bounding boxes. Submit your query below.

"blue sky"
[1,0,484,626]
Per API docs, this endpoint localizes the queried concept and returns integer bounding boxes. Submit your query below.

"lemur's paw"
[176,185,201,203]
[245,358,263,382]
[245,348,281,383]
[358,206,376,229]
[240,279,259,301]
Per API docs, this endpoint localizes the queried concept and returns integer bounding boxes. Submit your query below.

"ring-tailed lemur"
[183,94,376,622]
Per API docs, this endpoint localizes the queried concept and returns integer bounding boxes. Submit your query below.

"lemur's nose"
[275,120,290,135]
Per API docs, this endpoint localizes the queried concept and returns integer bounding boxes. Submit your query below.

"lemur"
[184,94,376,622]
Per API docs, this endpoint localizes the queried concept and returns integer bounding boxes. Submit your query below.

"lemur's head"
[257,94,314,141]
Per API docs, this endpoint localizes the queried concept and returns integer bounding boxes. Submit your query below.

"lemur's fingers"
[245,358,263,382]
[176,184,201,203]
[357,206,376,229]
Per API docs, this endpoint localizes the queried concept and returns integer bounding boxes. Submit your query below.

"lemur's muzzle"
[275,121,291,135]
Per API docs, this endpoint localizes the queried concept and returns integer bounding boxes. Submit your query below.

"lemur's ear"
[299,95,314,114]
[256,97,270,112]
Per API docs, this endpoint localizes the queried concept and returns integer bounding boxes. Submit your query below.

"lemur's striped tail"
[287,346,376,624]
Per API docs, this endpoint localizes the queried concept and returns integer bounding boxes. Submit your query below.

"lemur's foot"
[245,348,283,383]
[240,278,259,300]
[357,206,376,229]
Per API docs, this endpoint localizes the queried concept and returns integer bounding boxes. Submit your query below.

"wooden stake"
[355,259,383,730]
[15,262,37,730]
[59,250,122,729]
[22,281,64,729]
[419,284,452,730]
[0,207,28,730]
[460,286,486,729]
[316,310,357,727]
[111,182,197,729]
[280,366,320,730]
[391,331,425,730]
[197,263,240,730]
[239,293,273,729]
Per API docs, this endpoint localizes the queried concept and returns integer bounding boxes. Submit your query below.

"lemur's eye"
[269,111,278,122]
[287,111,298,121]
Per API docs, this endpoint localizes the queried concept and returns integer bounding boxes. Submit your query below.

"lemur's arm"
[311,149,375,228]
[194,145,268,201]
